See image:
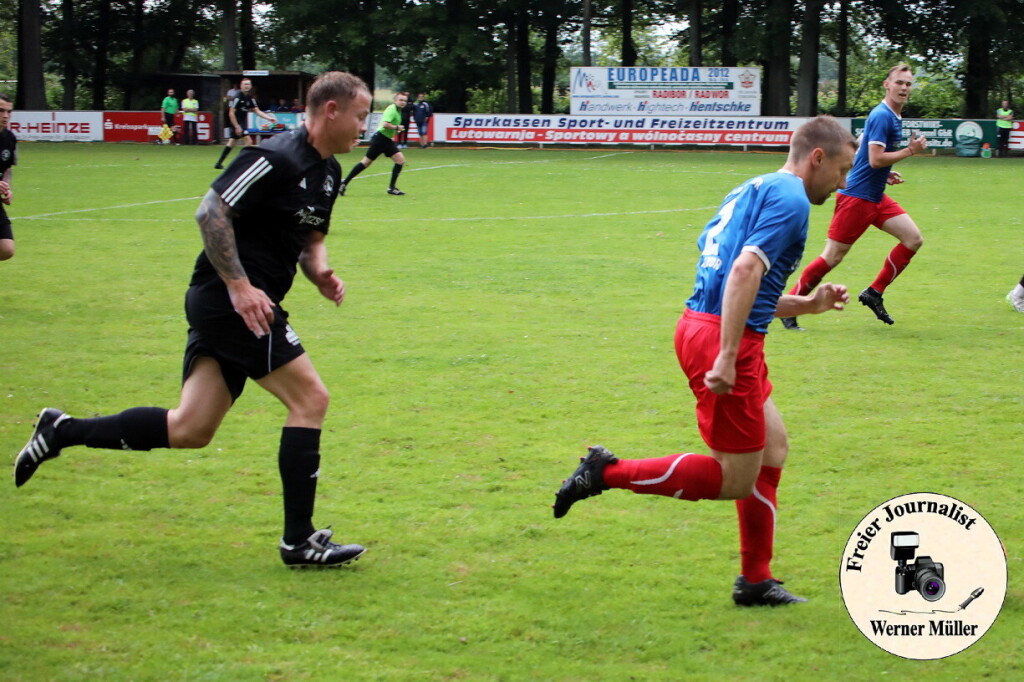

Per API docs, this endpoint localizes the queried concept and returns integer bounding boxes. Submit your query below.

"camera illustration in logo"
[891,531,945,601]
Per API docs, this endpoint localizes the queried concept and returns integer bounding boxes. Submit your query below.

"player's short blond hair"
[306,72,370,114]
[886,63,913,80]
[789,115,857,162]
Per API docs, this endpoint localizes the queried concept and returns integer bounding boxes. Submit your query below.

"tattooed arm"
[195,188,275,337]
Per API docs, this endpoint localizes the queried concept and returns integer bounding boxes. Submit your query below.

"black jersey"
[191,125,341,304]
[0,128,17,175]
[228,92,257,126]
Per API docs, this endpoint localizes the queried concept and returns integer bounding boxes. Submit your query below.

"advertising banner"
[851,118,997,151]
[434,114,802,147]
[1011,120,1024,149]
[570,66,762,117]
[9,111,104,142]
[104,111,214,143]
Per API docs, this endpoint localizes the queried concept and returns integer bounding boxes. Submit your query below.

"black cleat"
[338,182,347,197]
[280,527,366,568]
[14,408,70,487]
[552,445,619,519]
[858,287,894,325]
[732,576,808,606]
[780,317,804,331]
[213,163,224,170]
[386,187,406,196]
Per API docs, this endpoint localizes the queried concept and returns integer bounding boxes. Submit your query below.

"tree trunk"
[60,0,77,110]
[221,0,238,70]
[720,0,738,66]
[239,0,256,71]
[688,0,702,67]
[123,0,145,109]
[796,0,823,116]
[515,1,532,113]
[836,0,848,115]
[17,0,48,110]
[621,0,637,66]
[762,0,793,115]
[91,0,112,109]
[540,17,559,114]
[505,20,517,113]
[582,0,591,67]
[962,14,991,118]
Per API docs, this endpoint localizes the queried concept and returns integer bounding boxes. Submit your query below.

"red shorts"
[827,193,907,245]
[674,309,772,454]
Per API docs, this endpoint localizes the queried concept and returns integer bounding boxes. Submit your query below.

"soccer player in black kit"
[15,72,373,568]
[215,77,277,169]
[0,92,17,261]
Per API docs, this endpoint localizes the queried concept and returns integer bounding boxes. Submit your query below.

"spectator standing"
[996,100,1014,158]
[413,93,433,148]
[181,90,200,145]
[161,89,179,129]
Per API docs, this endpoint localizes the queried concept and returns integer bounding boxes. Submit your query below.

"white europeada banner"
[570,66,761,117]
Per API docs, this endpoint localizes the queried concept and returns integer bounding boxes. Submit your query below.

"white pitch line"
[363,206,720,223]
[19,196,203,220]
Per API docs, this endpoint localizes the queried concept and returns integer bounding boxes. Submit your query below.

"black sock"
[216,146,231,165]
[390,163,403,189]
[279,427,321,545]
[343,162,366,186]
[57,407,170,451]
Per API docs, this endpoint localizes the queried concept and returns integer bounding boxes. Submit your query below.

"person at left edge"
[0,92,17,261]
[14,72,374,569]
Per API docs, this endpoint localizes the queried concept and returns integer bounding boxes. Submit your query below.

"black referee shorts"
[183,285,306,402]
[365,131,400,161]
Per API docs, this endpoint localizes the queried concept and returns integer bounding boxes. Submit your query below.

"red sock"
[735,466,782,584]
[870,243,916,293]
[788,257,832,296]
[603,454,723,501]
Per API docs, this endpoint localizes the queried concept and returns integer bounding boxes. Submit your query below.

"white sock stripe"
[750,486,777,534]
[222,157,272,206]
[631,453,692,486]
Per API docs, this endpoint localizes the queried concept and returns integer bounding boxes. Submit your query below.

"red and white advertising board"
[103,111,214,143]
[433,114,808,147]
[9,111,104,142]
[1010,120,1024,150]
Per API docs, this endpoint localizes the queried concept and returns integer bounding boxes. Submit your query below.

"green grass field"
[1,142,1020,680]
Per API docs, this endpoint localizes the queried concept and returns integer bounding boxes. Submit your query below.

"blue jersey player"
[553,116,856,607]
[783,64,928,329]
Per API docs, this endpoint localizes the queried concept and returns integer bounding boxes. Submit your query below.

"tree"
[760,0,793,115]
[796,0,824,116]
[17,0,47,109]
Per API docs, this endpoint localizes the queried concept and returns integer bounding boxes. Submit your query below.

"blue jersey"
[686,171,810,333]
[840,101,902,204]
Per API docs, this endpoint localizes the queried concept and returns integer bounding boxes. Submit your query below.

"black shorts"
[163,112,176,127]
[183,285,306,402]
[365,131,400,161]
[0,204,11,240]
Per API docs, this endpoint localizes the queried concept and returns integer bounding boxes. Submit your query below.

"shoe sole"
[283,548,367,569]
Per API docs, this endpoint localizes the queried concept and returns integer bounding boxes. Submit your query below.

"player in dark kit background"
[15,72,374,568]
[0,93,17,261]
[215,77,277,169]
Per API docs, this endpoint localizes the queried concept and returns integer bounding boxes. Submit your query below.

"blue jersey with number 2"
[686,171,810,334]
